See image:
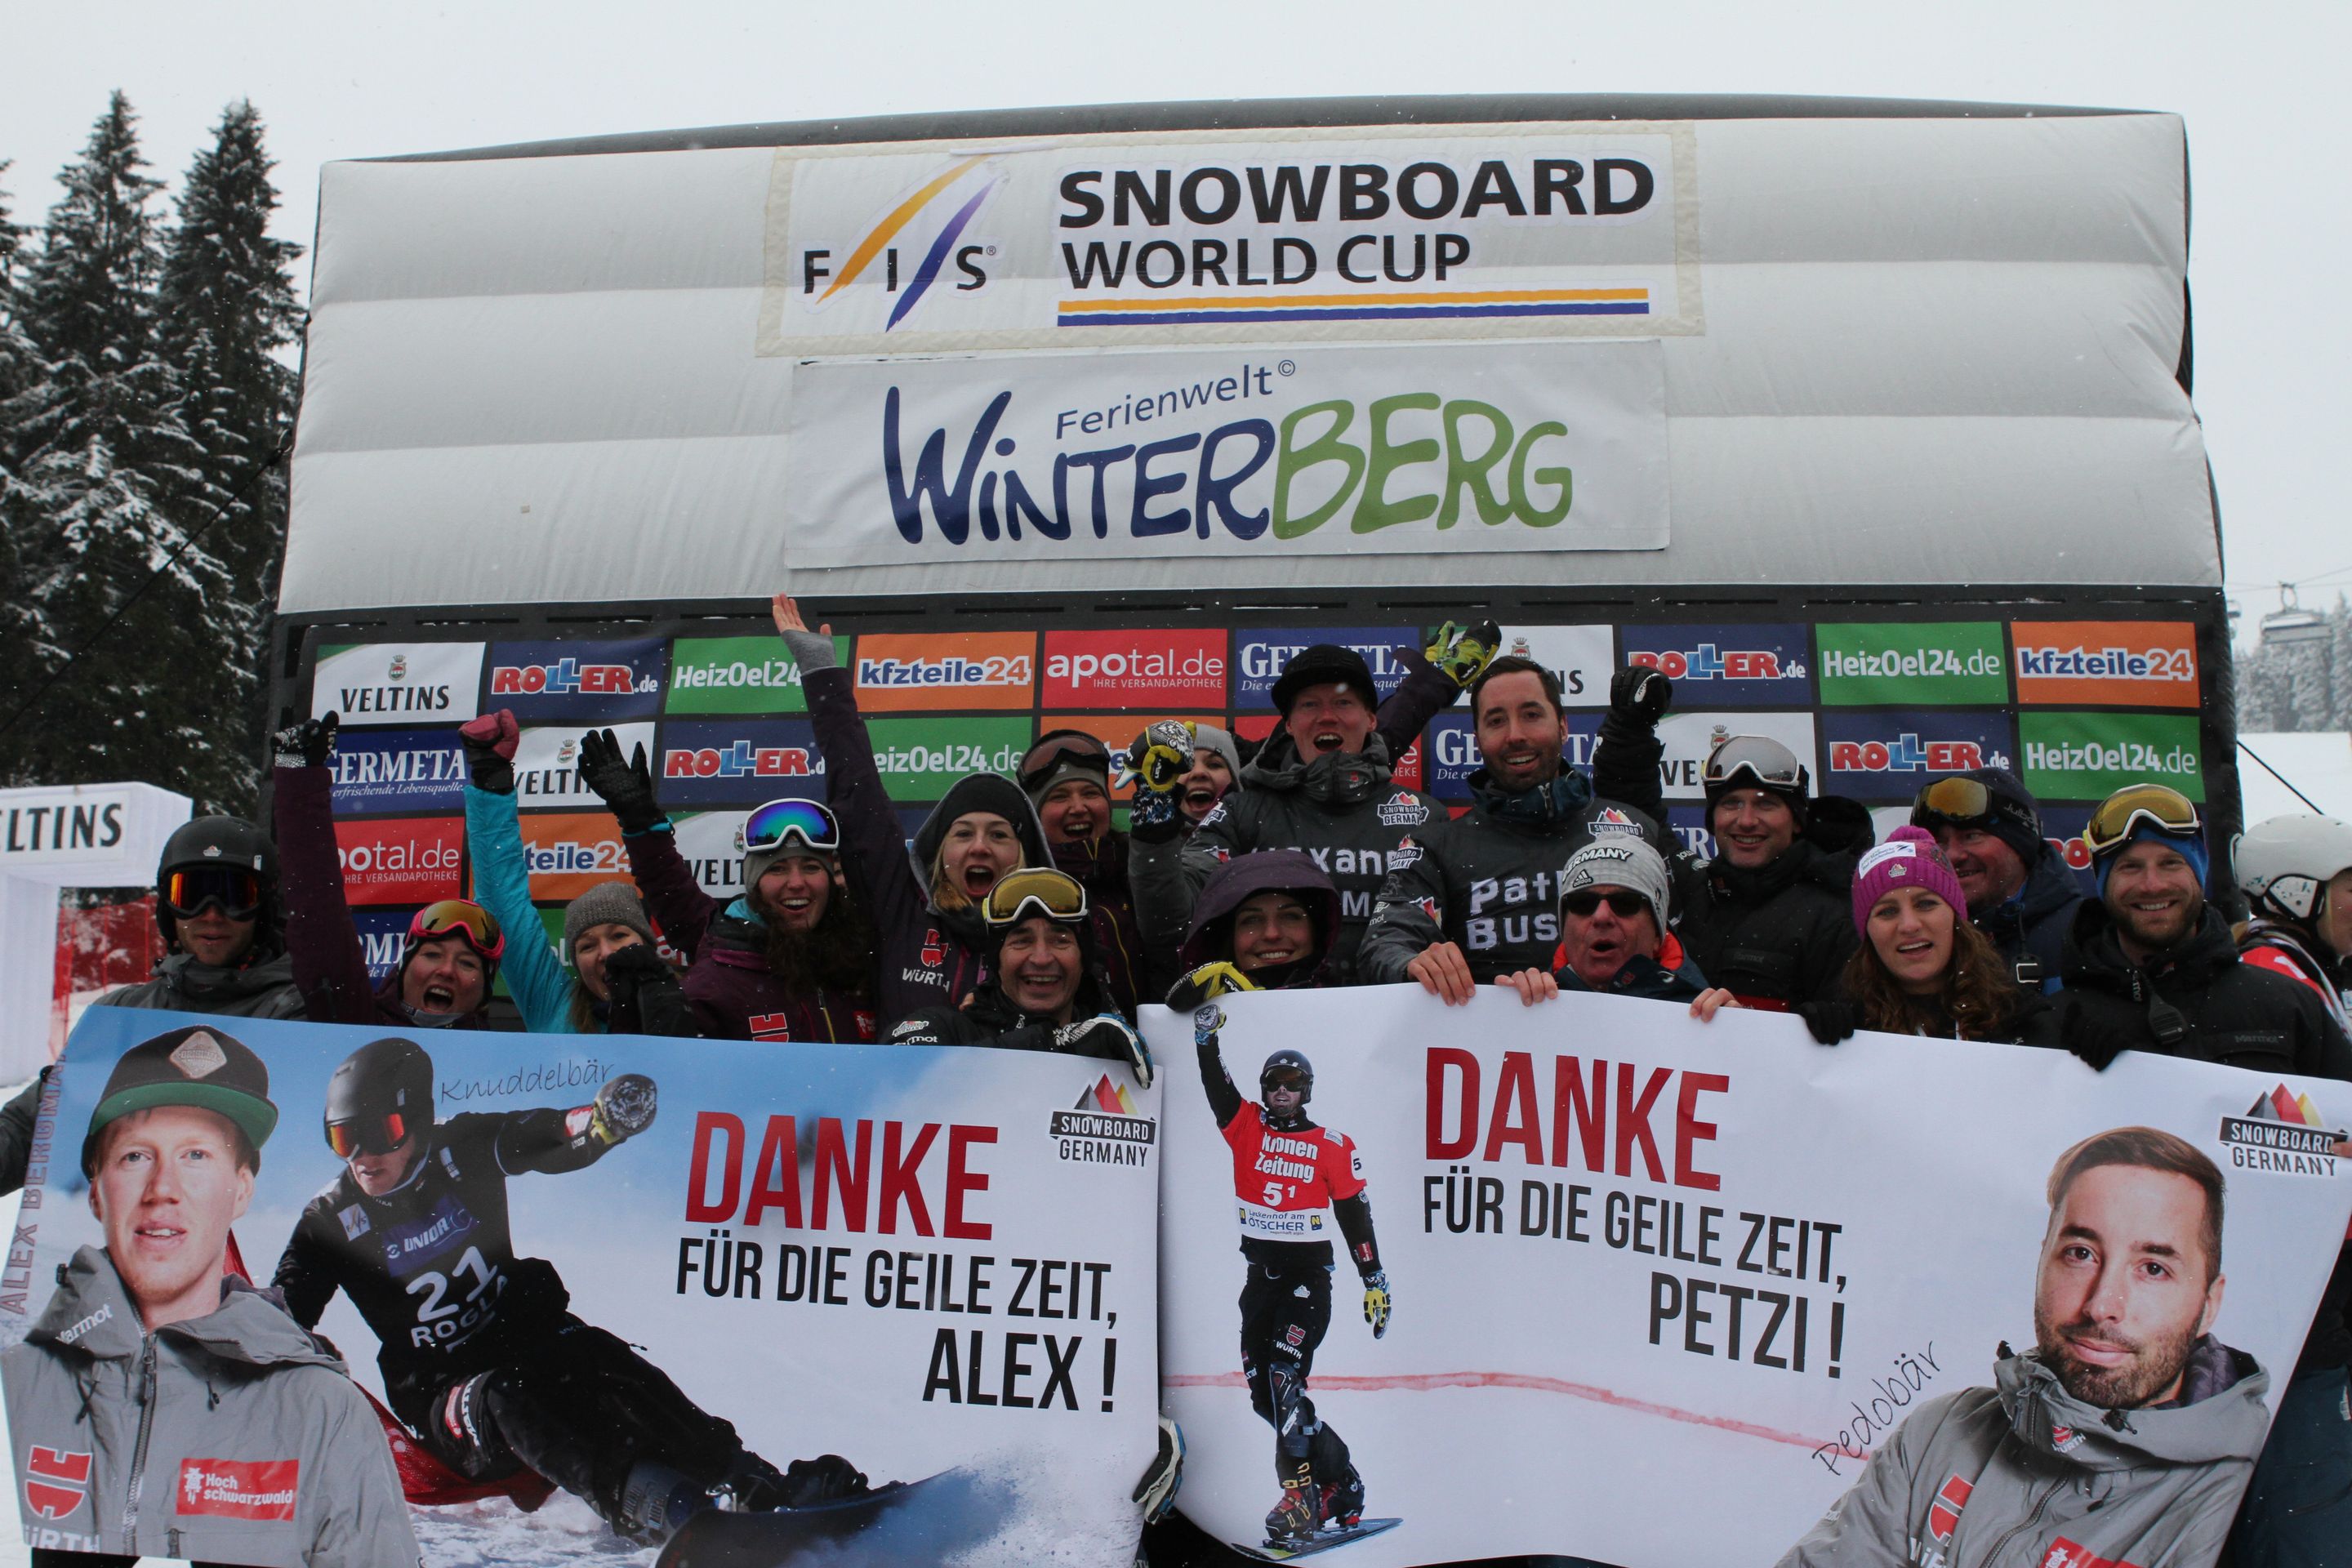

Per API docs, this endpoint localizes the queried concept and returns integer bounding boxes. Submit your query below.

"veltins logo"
[794,155,1001,334]
[1815,623,2007,707]
[1042,630,1226,706]
[1821,712,2014,795]
[1621,625,1811,708]
[866,717,1033,797]
[2218,1085,2347,1177]
[667,635,848,715]
[1491,625,1611,707]
[332,818,463,906]
[312,642,484,728]
[2012,621,2198,709]
[2018,713,2203,804]
[1049,1075,1156,1168]
[853,633,1036,712]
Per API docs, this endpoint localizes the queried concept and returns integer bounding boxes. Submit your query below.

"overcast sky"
[7,2,2348,629]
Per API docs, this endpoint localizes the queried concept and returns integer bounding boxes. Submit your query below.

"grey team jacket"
[3,1245,420,1566]
[1779,1340,2268,1568]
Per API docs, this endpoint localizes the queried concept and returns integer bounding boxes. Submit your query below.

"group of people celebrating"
[2,590,2349,1567]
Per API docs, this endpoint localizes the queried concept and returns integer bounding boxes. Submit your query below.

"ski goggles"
[1702,735,1808,794]
[163,866,265,920]
[1911,776,2006,827]
[408,900,506,962]
[981,868,1089,929]
[1561,889,1652,920]
[2082,785,2203,858]
[744,797,841,855]
[1018,732,1111,794]
[1261,1067,1309,1093]
[325,1111,415,1160]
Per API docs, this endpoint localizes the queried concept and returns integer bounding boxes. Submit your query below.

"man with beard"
[1909,767,2084,991]
[1781,1128,2270,1566]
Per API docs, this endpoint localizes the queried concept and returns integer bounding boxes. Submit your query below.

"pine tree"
[0,163,44,707]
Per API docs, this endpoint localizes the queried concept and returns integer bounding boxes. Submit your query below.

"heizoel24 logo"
[654,720,826,809]
[866,717,1034,798]
[2011,621,2199,709]
[2019,712,2204,803]
[1815,623,2007,707]
[1821,712,2015,797]
[486,637,666,721]
[667,635,849,715]
[1621,625,1811,708]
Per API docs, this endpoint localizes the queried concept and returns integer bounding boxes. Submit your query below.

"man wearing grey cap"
[3,1024,419,1566]
[1496,839,1738,1015]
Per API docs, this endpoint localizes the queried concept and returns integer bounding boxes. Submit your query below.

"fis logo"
[1828,735,2008,773]
[1630,644,1799,682]
[490,659,655,697]
[800,156,1000,331]
[662,742,823,779]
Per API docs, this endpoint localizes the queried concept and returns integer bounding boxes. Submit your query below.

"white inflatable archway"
[0,783,192,1082]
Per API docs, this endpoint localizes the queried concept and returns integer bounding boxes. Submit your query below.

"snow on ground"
[2238,730,2352,821]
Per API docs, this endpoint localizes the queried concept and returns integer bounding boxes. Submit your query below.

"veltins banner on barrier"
[1149,987,2352,1568]
[3,1009,1158,1567]
[786,341,1669,567]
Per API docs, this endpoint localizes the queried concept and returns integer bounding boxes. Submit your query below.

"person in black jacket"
[1361,656,1673,1000]
[1673,735,1860,1010]
[1909,767,2082,992]
[1019,730,1147,1016]
[1495,838,1737,1014]
[1162,849,1343,1012]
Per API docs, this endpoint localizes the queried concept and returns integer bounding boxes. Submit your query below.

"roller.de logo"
[489,658,651,697]
[1628,644,1799,682]
[662,742,824,779]
[1828,734,2008,774]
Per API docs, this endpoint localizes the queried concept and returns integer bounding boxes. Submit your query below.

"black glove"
[1794,1000,1858,1045]
[599,945,685,1035]
[1609,666,1673,726]
[274,712,339,768]
[2060,998,2138,1072]
[1054,1013,1152,1089]
[578,728,665,835]
[777,1454,871,1507]
[457,711,519,795]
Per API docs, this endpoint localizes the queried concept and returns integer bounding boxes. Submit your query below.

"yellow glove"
[1166,960,1257,1012]
[1423,620,1503,691]
[1362,1271,1392,1339]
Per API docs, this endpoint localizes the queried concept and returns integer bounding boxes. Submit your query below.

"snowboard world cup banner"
[1,1009,1160,1567]
[1147,987,2352,1567]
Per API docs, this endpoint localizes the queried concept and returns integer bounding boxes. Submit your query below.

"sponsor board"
[672,809,754,898]
[332,817,463,906]
[1820,711,2016,798]
[1232,626,1415,706]
[510,722,656,809]
[326,728,466,815]
[666,635,849,715]
[1423,712,1603,801]
[1041,630,1227,707]
[1621,624,1811,708]
[1653,711,1819,802]
[851,632,1036,711]
[503,812,634,903]
[1814,622,2008,706]
[1664,804,1715,861]
[760,127,1701,352]
[1489,625,1612,707]
[312,642,483,728]
[866,717,1036,798]
[2011,621,2199,709]
[1036,714,1222,799]
[485,637,666,721]
[351,908,412,982]
[654,720,827,809]
[786,341,1669,568]
[2018,712,2204,804]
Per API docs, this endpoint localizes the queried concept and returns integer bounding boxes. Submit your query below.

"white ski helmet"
[2234,813,2352,924]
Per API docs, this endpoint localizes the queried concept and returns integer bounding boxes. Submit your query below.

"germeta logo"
[796,156,1000,332]
[1042,630,1227,706]
[1821,712,2014,795]
[2012,621,2198,709]
[852,633,1036,711]
[1622,625,1811,707]
[332,818,463,906]
[1815,622,2007,707]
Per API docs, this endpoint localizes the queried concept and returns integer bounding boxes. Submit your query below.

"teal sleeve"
[465,782,578,1034]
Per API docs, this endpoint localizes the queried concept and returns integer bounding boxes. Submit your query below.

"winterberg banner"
[1148,987,2352,1568]
[2,1009,1159,1567]
[786,341,1668,568]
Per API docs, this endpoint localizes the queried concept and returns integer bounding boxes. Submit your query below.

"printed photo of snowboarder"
[1780,1126,2270,1567]
[4,1024,420,1566]
[270,1036,871,1547]
[1192,1002,1395,1554]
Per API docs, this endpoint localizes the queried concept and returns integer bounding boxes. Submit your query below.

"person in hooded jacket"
[1909,767,2084,992]
[1361,655,1676,1001]
[1,814,306,1196]
[274,715,506,1031]
[1019,729,1147,1016]
[1162,849,1344,1012]
[1674,734,1861,1012]
[1780,1127,2271,1568]
[574,726,880,1044]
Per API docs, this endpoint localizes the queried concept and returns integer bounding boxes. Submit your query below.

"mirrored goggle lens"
[1703,737,1805,789]
[1913,777,1993,824]
[164,866,263,919]
[325,1113,411,1159]
[1018,733,1111,790]
[1562,890,1650,919]
[744,798,840,853]
[2083,786,2203,855]
[1263,1070,1309,1091]
[412,899,505,960]
[982,869,1089,926]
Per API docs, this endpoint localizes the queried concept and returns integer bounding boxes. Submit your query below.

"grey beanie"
[1193,724,1243,779]
[564,880,657,956]
[1559,839,1674,928]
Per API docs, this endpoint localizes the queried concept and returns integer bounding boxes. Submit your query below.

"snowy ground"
[2239,730,2352,819]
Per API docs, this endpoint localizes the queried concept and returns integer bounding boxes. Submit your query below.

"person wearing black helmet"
[1192,1002,1387,1547]
[1673,734,1862,1015]
[272,1036,868,1546]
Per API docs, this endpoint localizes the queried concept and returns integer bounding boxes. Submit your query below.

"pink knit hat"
[1851,826,1967,936]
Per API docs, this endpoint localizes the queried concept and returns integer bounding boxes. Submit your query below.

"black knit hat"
[82,1024,278,1174]
[1270,644,1379,715]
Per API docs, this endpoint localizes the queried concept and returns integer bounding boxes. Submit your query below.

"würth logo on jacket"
[23,1446,91,1520]
[1926,1472,1971,1542]
[920,929,947,966]
[175,1458,299,1521]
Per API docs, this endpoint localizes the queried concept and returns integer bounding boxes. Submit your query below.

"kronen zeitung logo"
[883,365,1579,548]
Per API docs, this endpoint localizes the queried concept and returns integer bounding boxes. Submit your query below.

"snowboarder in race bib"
[1193,1004,1390,1547]
[271,1036,867,1544]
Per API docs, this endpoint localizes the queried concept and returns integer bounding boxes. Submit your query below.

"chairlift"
[2260,586,2331,647]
